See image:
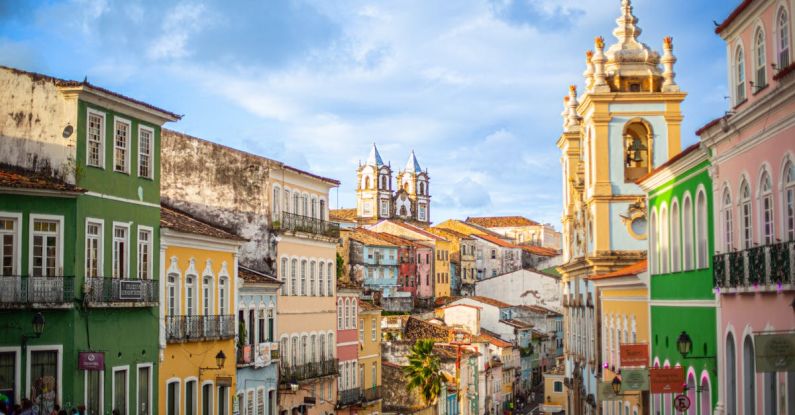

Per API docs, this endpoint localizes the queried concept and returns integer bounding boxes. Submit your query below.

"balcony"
[280,358,338,383]
[362,386,382,403]
[0,275,74,308]
[85,277,158,306]
[713,241,794,292]
[337,388,362,407]
[166,315,235,342]
[272,213,340,238]
[237,342,278,368]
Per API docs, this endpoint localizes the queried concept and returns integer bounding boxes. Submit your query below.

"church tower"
[356,143,393,222]
[396,150,431,223]
[555,1,685,412]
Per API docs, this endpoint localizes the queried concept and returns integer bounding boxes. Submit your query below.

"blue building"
[348,228,400,296]
[236,267,281,415]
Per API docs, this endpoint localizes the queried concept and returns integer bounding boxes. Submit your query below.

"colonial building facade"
[555,0,685,412]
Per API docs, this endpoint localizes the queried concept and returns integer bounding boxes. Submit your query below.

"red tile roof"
[589,260,647,280]
[372,232,424,248]
[715,0,754,34]
[0,165,85,193]
[1,65,181,120]
[389,220,447,241]
[239,265,280,284]
[329,208,357,222]
[466,216,540,228]
[472,233,517,249]
[695,116,723,137]
[478,329,513,348]
[428,227,472,240]
[636,142,701,184]
[516,304,562,317]
[160,205,245,241]
[517,244,558,257]
[358,299,382,312]
[349,227,397,247]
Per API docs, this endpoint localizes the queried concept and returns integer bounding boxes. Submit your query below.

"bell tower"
[356,143,393,222]
[397,150,431,223]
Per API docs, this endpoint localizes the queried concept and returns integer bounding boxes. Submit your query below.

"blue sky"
[0,0,738,226]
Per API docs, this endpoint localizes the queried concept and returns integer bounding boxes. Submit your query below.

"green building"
[637,143,717,414]
[0,66,179,414]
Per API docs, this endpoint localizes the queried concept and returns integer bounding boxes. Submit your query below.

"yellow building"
[590,261,649,415]
[541,366,567,415]
[368,220,451,298]
[427,227,477,290]
[357,300,383,415]
[159,206,245,415]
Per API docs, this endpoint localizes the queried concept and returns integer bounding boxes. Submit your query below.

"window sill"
[114,169,130,175]
[752,83,769,95]
[733,98,748,110]
[87,164,105,170]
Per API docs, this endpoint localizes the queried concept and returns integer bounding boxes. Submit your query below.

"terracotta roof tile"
[161,205,245,241]
[636,143,702,184]
[427,227,472,240]
[349,227,397,247]
[403,316,451,341]
[1,65,181,120]
[517,244,558,257]
[358,299,382,312]
[466,216,540,228]
[329,208,357,222]
[0,164,85,193]
[715,0,754,34]
[472,233,517,249]
[516,304,562,316]
[478,329,513,348]
[499,319,533,329]
[371,232,423,248]
[239,265,280,284]
[589,260,647,280]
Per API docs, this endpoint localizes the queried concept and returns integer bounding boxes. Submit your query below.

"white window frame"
[371,317,376,341]
[784,160,795,241]
[165,378,181,415]
[113,117,132,174]
[735,45,747,103]
[201,380,215,415]
[83,367,105,415]
[217,383,230,415]
[739,180,753,249]
[758,171,774,245]
[754,26,767,89]
[778,7,791,68]
[86,108,106,169]
[203,275,214,316]
[670,199,681,273]
[29,214,64,277]
[279,257,288,296]
[218,274,229,316]
[0,346,21,403]
[136,362,153,415]
[721,188,733,253]
[0,212,22,275]
[184,376,198,415]
[111,365,130,415]
[112,222,131,279]
[85,218,104,278]
[137,225,153,280]
[696,189,709,268]
[137,125,155,179]
[25,345,62,413]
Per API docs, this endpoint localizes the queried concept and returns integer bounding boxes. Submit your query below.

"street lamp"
[21,312,46,350]
[200,350,227,376]
[611,376,622,395]
[676,331,692,357]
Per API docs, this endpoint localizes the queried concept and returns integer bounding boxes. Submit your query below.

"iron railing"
[713,240,794,289]
[280,358,338,382]
[85,277,158,305]
[272,213,340,238]
[0,275,74,306]
[166,315,235,341]
[362,386,383,402]
[337,388,362,406]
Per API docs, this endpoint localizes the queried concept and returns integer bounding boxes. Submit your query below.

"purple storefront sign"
[78,352,105,371]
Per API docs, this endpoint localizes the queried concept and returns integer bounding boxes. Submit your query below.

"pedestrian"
[530,391,535,402]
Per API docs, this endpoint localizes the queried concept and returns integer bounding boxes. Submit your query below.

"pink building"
[415,243,434,303]
[336,287,361,410]
[700,1,795,414]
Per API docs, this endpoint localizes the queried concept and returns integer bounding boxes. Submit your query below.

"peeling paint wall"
[0,68,78,182]
[160,130,276,271]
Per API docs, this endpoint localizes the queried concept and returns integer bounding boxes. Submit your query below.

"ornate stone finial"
[661,36,679,92]
[561,96,570,130]
[613,0,641,45]
[564,86,580,132]
[592,37,610,92]
[583,50,595,91]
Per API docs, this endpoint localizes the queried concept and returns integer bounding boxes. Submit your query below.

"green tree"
[336,252,344,279]
[404,339,443,408]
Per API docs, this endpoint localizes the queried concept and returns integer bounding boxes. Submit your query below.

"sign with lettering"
[755,333,795,372]
[621,368,649,391]
[78,352,105,371]
[620,343,649,367]
[596,381,620,401]
[650,367,684,394]
[119,280,143,300]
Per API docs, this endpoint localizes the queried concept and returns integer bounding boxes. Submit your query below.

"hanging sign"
[78,352,105,371]
[596,382,620,401]
[649,367,684,394]
[754,333,795,372]
[621,368,649,391]
[620,343,648,367]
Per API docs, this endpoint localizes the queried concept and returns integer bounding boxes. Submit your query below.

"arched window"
[185,274,196,316]
[671,200,681,272]
[779,8,791,67]
[311,197,318,219]
[381,175,387,189]
[759,170,774,245]
[293,193,300,215]
[327,263,334,296]
[722,188,734,252]
[683,194,694,270]
[318,261,325,297]
[623,120,652,182]
[337,298,343,329]
[696,191,708,268]
[726,333,737,415]
[740,180,753,249]
[736,46,746,102]
[327,333,334,360]
[344,298,351,328]
[280,336,289,365]
[743,336,756,414]
[290,259,298,296]
[319,334,326,361]
[310,334,317,363]
[419,182,425,195]
[291,336,298,366]
[284,189,291,214]
[660,205,669,274]
[700,376,711,415]
[319,200,326,221]
[302,194,308,217]
[167,273,179,316]
[202,276,213,316]
[755,28,767,88]
[784,160,795,240]
[650,209,658,274]
[686,372,696,415]
[300,260,307,296]
[273,186,281,218]
[280,257,288,296]
[218,277,227,315]
[364,176,371,190]
[309,261,316,296]
[765,368,777,414]
[301,335,308,365]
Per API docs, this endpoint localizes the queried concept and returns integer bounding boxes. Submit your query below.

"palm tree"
[404,339,443,409]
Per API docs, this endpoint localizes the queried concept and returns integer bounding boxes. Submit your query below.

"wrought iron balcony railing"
[362,386,383,403]
[280,358,338,383]
[337,388,362,407]
[0,275,74,307]
[166,315,235,342]
[713,240,794,290]
[85,277,158,305]
[272,212,340,238]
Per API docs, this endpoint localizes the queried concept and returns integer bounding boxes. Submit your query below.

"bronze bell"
[629,137,646,162]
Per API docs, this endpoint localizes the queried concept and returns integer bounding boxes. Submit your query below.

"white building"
[474,269,562,312]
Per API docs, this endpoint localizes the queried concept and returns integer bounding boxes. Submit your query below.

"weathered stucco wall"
[161,129,276,271]
[0,67,77,181]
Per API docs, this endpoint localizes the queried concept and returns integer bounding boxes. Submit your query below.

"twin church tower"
[355,144,431,224]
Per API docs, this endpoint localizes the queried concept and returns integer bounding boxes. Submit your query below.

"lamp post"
[676,331,716,374]
[21,312,46,350]
[200,350,227,376]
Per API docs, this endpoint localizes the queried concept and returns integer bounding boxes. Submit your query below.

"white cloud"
[147,1,207,60]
